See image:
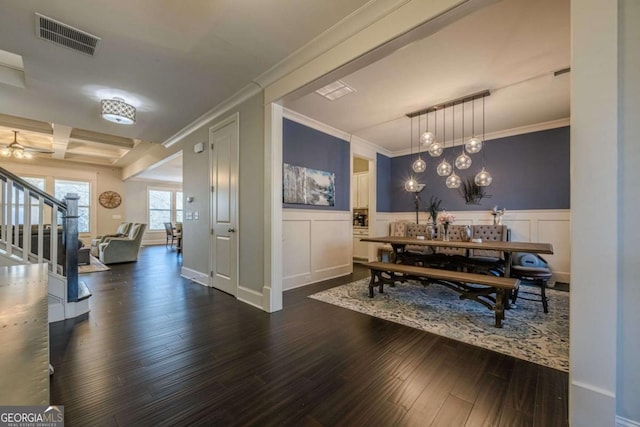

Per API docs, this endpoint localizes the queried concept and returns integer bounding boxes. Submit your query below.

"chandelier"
[101,97,136,124]
[406,90,493,191]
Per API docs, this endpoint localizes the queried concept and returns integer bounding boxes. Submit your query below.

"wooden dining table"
[360,236,554,278]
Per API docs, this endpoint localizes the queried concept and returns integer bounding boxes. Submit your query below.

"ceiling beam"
[51,124,71,159]
[0,113,52,134]
[69,128,135,149]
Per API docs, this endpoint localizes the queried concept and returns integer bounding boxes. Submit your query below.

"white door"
[209,117,238,296]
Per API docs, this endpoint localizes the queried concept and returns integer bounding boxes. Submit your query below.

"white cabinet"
[353,228,369,260]
[352,172,369,209]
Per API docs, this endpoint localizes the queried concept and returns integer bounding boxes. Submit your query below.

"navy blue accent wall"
[282,118,350,210]
[376,153,392,212]
[385,126,570,212]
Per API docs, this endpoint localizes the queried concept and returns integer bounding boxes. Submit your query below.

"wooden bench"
[364,261,520,328]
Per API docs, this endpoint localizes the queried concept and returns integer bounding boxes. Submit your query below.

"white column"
[263,102,283,312]
[570,0,618,425]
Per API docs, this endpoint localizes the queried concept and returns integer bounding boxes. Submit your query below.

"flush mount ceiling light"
[101,97,136,124]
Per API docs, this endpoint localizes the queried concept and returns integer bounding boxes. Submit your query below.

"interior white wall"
[618,0,640,423]
[570,0,618,425]
[124,179,182,245]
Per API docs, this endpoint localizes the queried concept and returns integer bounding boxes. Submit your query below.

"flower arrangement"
[437,211,455,225]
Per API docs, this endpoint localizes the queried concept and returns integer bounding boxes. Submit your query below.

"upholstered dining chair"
[465,225,509,275]
[510,252,552,313]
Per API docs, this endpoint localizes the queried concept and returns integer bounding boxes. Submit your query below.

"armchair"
[98,223,146,264]
[91,222,132,256]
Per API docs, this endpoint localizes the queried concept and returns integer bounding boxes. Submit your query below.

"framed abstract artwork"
[283,163,335,206]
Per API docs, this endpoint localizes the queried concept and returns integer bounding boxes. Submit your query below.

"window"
[14,176,46,224]
[55,179,91,233]
[148,190,172,231]
[176,191,183,223]
[148,189,182,231]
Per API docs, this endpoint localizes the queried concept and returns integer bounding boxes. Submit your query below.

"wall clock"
[99,190,122,209]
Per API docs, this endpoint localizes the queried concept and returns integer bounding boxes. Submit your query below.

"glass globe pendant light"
[474,97,492,187]
[427,107,442,156]
[412,114,427,172]
[420,130,434,146]
[437,159,452,176]
[446,171,462,189]
[404,177,419,192]
[474,167,492,186]
[465,137,483,154]
[428,141,443,157]
[465,97,483,153]
[455,150,472,169]
[420,113,434,146]
[412,157,426,173]
[455,101,471,169]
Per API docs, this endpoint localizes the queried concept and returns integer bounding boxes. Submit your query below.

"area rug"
[309,278,569,372]
[78,256,110,273]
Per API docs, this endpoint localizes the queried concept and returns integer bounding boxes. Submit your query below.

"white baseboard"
[283,264,351,290]
[180,267,209,287]
[571,380,616,426]
[237,286,264,309]
[617,416,640,427]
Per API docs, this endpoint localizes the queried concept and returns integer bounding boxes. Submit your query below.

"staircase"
[0,166,91,322]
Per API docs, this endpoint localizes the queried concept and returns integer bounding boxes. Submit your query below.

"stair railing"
[0,166,80,302]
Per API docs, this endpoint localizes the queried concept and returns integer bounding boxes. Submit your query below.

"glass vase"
[442,223,450,241]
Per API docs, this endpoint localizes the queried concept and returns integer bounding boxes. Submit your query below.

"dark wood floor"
[50,246,568,426]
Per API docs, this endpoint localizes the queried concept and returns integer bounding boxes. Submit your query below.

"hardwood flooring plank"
[497,360,538,427]
[430,394,473,427]
[48,246,569,426]
[464,373,510,427]
[533,366,569,427]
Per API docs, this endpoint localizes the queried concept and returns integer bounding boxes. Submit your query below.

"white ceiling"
[0,0,371,168]
[0,0,571,177]
[283,0,570,153]
[135,154,183,183]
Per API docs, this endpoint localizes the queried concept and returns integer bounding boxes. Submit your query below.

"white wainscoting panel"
[282,218,311,283]
[376,209,571,283]
[283,210,352,290]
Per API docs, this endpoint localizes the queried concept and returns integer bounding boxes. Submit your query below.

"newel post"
[64,193,79,302]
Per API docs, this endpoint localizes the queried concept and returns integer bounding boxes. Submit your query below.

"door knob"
[228,228,236,233]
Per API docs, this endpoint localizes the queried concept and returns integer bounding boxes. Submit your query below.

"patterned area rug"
[309,278,569,372]
[78,256,110,274]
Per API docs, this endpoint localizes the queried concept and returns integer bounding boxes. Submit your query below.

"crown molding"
[283,108,392,157]
[390,118,570,157]
[162,82,262,148]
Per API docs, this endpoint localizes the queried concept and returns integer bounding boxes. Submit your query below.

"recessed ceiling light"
[315,80,356,101]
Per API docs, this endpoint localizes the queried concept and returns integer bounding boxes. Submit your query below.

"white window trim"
[147,186,183,232]
[13,170,97,236]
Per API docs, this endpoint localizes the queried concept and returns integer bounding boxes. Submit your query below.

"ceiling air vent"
[35,13,101,56]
